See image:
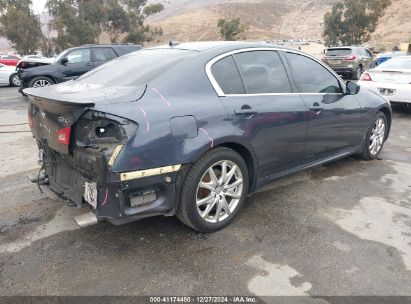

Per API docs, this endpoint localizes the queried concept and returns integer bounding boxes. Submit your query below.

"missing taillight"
[57,127,71,145]
[95,123,119,138]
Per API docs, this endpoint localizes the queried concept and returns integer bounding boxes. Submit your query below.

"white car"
[0,63,20,87]
[358,56,411,105]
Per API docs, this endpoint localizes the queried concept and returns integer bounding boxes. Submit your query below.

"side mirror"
[60,57,68,65]
[346,81,360,95]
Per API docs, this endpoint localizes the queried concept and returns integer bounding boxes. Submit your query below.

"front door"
[209,50,308,177]
[284,52,364,162]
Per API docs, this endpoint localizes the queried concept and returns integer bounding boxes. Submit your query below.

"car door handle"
[85,63,93,67]
[234,109,258,115]
[309,102,323,113]
[309,106,323,111]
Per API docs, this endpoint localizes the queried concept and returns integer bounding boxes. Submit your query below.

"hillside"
[147,0,411,48]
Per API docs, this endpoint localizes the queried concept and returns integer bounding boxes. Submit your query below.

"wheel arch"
[190,140,259,193]
[29,75,57,86]
[378,106,392,139]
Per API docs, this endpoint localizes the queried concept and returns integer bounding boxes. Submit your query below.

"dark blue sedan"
[25,42,392,232]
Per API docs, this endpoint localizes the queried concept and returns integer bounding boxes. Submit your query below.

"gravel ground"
[0,86,410,298]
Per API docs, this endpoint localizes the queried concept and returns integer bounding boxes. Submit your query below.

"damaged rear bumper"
[36,148,186,226]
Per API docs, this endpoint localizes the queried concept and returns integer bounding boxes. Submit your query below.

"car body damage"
[25,42,392,231]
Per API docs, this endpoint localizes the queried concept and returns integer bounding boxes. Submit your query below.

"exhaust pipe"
[74,212,98,228]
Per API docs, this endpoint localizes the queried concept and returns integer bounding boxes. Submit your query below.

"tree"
[217,18,248,41]
[47,0,103,52]
[0,0,43,54]
[122,0,163,44]
[143,3,164,16]
[46,0,163,49]
[104,0,130,43]
[323,0,391,46]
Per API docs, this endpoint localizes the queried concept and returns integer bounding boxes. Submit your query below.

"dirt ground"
[0,86,410,298]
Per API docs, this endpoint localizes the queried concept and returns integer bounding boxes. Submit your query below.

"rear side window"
[286,53,342,94]
[234,51,291,93]
[93,47,117,62]
[77,49,195,86]
[326,48,352,56]
[211,56,245,94]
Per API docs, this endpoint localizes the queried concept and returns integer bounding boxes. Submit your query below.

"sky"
[32,0,47,14]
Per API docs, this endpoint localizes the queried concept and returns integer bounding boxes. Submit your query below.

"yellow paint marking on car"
[120,165,182,181]
[108,145,124,167]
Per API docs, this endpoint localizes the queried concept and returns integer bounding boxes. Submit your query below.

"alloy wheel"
[196,160,243,223]
[33,79,51,88]
[369,118,385,155]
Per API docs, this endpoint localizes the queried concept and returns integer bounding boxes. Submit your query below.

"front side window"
[286,53,342,94]
[93,47,117,62]
[234,51,292,94]
[67,48,91,64]
[211,55,245,94]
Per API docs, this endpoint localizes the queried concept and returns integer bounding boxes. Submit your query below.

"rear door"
[92,47,118,67]
[60,48,93,82]
[284,52,364,162]
[359,48,373,69]
[209,50,308,177]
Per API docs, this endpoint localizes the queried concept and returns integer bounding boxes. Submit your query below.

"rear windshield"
[377,57,411,69]
[76,48,195,86]
[326,48,352,56]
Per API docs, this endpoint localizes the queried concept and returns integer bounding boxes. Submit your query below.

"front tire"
[9,73,21,87]
[359,112,387,160]
[178,147,249,232]
[29,76,54,88]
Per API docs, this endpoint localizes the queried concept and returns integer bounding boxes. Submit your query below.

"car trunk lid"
[26,83,146,154]
[369,69,411,84]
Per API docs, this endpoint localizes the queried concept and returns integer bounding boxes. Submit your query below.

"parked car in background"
[359,56,411,106]
[322,46,374,80]
[0,63,21,87]
[25,42,391,232]
[373,51,406,67]
[16,55,54,72]
[19,44,141,93]
[0,54,20,66]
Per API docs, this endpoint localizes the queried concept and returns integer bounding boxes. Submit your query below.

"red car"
[0,54,20,66]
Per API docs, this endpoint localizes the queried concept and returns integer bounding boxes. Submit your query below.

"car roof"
[327,46,369,50]
[148,41,288,52]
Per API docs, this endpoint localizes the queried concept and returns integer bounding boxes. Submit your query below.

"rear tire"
[29,76,54,88]
[353,66,362,80]
[359,112,387,160]
[9,73,21,87]
[177,147,249,232]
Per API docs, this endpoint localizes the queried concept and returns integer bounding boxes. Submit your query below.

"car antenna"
[169,40,180,47]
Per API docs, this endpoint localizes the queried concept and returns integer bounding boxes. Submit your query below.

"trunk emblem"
[58,116,73,125]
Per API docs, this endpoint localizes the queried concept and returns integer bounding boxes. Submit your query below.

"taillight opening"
[57,127,71,145]
[360,72,372,81]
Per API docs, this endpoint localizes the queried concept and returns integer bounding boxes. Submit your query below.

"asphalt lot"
[0,86,410,298]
